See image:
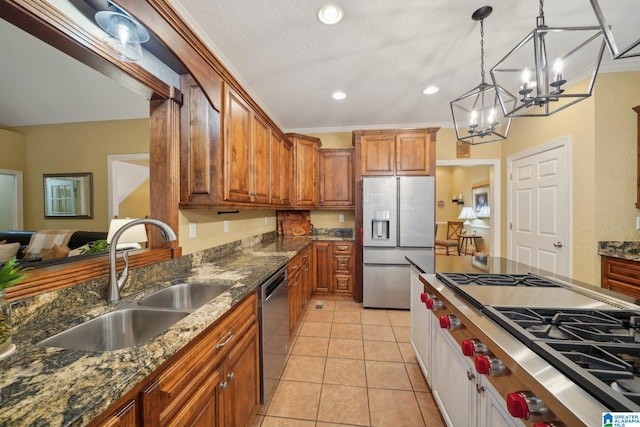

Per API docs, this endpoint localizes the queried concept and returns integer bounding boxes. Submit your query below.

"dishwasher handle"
[261,267,288,302]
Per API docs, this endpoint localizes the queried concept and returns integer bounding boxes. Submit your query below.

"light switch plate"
[224,220,229,233]
[339,214,345,223]
[636,217,640,230]
[188,222,197,238]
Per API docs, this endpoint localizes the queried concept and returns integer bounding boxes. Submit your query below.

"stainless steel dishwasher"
[258,266,288,405]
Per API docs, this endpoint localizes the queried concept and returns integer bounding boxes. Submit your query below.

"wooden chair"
[435,221,464,255]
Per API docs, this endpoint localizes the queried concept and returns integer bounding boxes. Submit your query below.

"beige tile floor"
[252,299,446,427]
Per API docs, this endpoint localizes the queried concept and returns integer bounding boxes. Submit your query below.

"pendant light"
[590,0,640,59]
[490,0,606,117]
[450,6,515,145]
[95,2,150,62]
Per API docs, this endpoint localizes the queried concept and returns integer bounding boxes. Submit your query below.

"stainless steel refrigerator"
[362,176,435,309]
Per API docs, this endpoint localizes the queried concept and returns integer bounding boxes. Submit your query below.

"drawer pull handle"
[215,331,234,349]
[227,372,235,381]
[220,381,228,390]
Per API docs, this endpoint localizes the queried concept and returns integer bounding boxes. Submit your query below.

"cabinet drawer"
[332,242,353,255]
[300,245,311,265]
[333,255,353,273]
[333,274,353,295]
[142,293,257,424]
[288,253,301,276]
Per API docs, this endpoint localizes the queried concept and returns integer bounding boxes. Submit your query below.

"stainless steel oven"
[258,266,288,405]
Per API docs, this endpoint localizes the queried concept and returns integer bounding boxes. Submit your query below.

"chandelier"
[490,0,606,117]
[590,0,640,59]
[450,6,514,145]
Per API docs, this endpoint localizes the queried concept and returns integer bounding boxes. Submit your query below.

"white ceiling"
[2,0,639,131]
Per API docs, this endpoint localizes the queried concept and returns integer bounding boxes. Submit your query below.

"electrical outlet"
[188,222,197,238]
[339,214,345,223]
[224,220,229,233]
[636,217,640,230]
[264,217,268,225]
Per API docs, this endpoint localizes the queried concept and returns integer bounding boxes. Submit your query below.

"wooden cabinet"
[180,75,290,209]
[179,74,224,207]
[312,241,354,297]
[89,293,259,427]
[286,133,322,207]
[601,255,640,300]
[101,401,137,427]
[224,86,271,204]
[319,148,354,208]
[353,128,439,177]
[269,130,293,206]
[288,244,312,336]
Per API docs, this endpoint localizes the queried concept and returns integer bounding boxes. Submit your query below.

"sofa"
[0,230,107,265]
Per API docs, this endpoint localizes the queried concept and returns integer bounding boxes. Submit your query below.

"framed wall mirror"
[43,172,93,218]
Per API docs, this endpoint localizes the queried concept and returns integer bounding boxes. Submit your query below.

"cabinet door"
[319,149,354,207]
[179,74,223,206]
[477,376,525,427]
[431,319,475,427]
[166,366,224,427]
[269,131,283,205]
[361,134,394,176]
[294,137,319,206]
[332,272,353,296]
[288,269,302,335]
[396,133,431,176]
[410,267,431,386]
[300,245,312,306]
[251,114,270,204]
[281,138,294,206]
[313,242,332,294]
[224,88,252,203]
[224,323,260,427]
[101,401,138,427]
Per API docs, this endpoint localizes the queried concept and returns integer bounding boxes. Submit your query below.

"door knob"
[553,242,563,248]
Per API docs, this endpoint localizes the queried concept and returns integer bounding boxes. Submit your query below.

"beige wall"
[434,71,640,287]
[0,129,27,171]
[12,119,149,231]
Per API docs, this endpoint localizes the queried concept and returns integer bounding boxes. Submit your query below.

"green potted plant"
[0,257,28,355]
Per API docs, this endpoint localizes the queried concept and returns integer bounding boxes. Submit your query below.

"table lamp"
[458,207,478,234]
[107,218,148,250]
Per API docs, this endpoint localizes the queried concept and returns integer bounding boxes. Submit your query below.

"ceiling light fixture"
[318,4,343,25]
[490,0,605,117]
[332,91,346,100]
[95,2,150,62]
[590,0,640,59]
[450,6,514,145]
[423,86,439,95]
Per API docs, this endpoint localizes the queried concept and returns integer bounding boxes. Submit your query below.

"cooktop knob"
[507,391,554,422]
[461,339,488,357]
[475,354,508,376]
[533,422,565,427]
[420,292,428,303]
[439,314,462,330]
[425,297,443,310]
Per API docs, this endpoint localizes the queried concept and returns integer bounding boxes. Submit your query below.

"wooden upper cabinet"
[179,74,223,207]
[353,128,439,177]
[360,134,395,175]
[396,133,430,175]
[286,133,322,207]
[319,148,354,208]
[269,131,293,206]
[223,86,272,204]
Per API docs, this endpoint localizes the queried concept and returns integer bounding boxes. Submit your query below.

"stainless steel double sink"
[38,282,232,352]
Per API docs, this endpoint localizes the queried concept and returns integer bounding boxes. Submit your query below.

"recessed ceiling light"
[422,86,439,95]
[318,4,343,25]
[332,91,346,100]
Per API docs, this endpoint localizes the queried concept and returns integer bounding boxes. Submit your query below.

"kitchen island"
[0,235,317,426]
[408,254,639,427]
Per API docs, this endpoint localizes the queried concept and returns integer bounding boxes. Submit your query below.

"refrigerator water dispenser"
[371,210,390,240]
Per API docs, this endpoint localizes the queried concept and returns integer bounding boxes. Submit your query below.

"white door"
[508,139,571,277]
[0,170,23,230]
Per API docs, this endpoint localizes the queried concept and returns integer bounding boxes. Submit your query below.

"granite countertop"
[0,235,313,426]
[597,241,640,262]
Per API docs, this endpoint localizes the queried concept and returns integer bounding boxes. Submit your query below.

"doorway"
[436,159,501,256]
[0,169,23,230]
[107,154,150,219]
[507,137,571,277]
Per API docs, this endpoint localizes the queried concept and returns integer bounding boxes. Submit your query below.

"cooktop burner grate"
[437,273,563,288]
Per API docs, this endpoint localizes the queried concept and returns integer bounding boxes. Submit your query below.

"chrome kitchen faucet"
[107,218,177,302]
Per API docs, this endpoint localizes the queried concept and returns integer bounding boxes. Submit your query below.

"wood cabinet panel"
[224,323,260,427]
[601,255,640,300]
[396,133,430,175]
[251,114,271,204]
[360,134,395,175]
[286,133,321,207]
[101,400,138,427]
[313,241,332,295]
[269,131,293,206]
[319,148,354,208]
[224,87,252,203]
